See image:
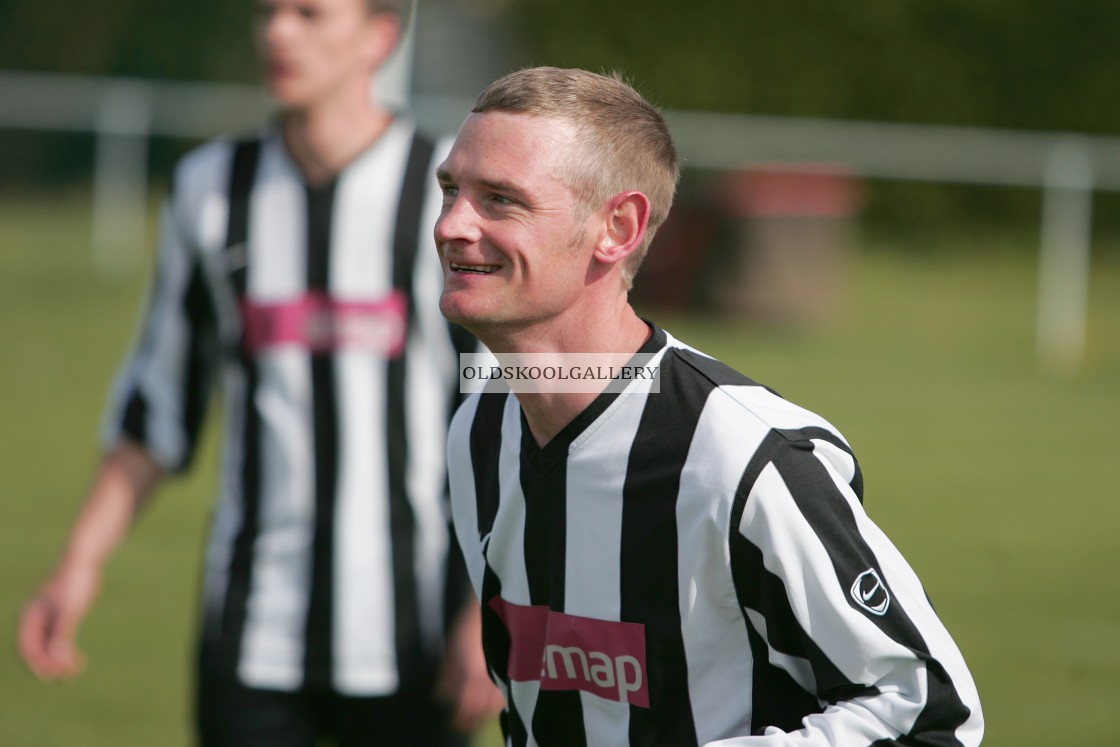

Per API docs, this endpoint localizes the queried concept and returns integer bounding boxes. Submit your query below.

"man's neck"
[281,95,394,187]
[493,306,652,447]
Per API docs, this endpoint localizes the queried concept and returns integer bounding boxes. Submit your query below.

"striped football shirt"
[447,323,983,746]
[102,119,474,695]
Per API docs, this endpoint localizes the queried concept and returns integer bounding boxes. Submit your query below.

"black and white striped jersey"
[102,119,474,695]
[448,323,983,746]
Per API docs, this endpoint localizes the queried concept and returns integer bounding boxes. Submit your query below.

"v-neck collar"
[518,322,668,476]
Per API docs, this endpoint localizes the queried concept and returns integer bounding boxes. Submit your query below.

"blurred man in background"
[438,66,983,745]
[18,1,502,745]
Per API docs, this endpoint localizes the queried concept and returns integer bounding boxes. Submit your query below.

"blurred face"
[255,0,393,110]
[435,112,595,338]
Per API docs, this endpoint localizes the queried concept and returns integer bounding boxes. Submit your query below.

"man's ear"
[593,191,651,267]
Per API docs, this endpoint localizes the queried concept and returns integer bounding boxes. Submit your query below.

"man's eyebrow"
[478,178,532,202]
[434,168,534,202]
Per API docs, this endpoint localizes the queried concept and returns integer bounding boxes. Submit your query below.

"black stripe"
[480,564,527,747]
[445,322,478,416]
[741,612,829,734]
[120,392,148,445]
[302,178,340,688]
[674,346,771,390]
[777,425,864,503]
[392,132,436,277]
[207,138,262,677]
[448,321,477,358]
[383,132,438,689]
[519,419,566,608]
[470,393,508,540]
[226,139,259,296]
[619,351,708,747]
[518,416,585,747]
[178,260,217,471]
[728,431,845,733]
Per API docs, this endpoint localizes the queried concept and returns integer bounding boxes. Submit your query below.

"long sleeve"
[721,431,984,746]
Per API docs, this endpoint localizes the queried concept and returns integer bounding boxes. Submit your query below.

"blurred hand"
[18,441,162,682]
[436,600,506,735]
[18,564,102,680]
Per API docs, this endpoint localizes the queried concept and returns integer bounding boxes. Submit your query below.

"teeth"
[451,262,499,275]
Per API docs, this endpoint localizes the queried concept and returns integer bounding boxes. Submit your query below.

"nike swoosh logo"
[861,581,881,601]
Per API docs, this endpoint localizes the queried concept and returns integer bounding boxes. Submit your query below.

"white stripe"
[239,141,314,689]
[578,691,629,746]
[809,438,856,486]
[131,203,192,466]
[677,392,770,743]
[333,351,397,693]
[330,128,401,693]
[716,384,847,441]
[563,388,648,742]
[247,138,306,301]
[403,328,451,653]
[239,348,315,690]
[510,680,542,747]
[563,391,644,619]
[447,394,483,591]
[331,120,401,300]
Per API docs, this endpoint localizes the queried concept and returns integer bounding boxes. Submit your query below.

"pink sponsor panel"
[241,291,408,355]
[490,598,649,708]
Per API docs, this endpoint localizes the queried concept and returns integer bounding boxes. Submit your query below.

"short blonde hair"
[472,67,680,289]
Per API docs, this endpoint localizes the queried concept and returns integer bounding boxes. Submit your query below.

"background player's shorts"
[195,673,466,747]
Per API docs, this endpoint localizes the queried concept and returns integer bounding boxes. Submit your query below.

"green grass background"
[1,192,1117,745]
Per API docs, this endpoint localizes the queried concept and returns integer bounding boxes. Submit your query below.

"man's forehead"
[458,111,578,153]
[441,113,574,185]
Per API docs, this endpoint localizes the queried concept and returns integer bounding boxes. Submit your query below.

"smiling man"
[436,67,984,746]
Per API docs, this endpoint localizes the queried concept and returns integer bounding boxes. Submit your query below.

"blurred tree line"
[511,0,1119,135]
[507,0,1120,241]
[2,0,1118,239]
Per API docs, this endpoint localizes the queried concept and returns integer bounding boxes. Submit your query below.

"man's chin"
[438,298,487,330]
[265,83,312,112]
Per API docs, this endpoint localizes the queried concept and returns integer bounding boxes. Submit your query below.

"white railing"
[3,69,1116,375]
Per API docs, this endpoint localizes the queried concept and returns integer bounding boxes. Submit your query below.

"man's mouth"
[450,262,500,275]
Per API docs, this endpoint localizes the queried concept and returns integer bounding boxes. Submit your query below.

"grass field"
[1,192,1117,746]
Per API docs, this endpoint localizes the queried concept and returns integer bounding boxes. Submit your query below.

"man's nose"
[435,195,482,245]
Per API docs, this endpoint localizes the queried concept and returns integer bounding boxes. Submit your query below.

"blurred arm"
[436,595,506,735]
[18,440,165,680]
